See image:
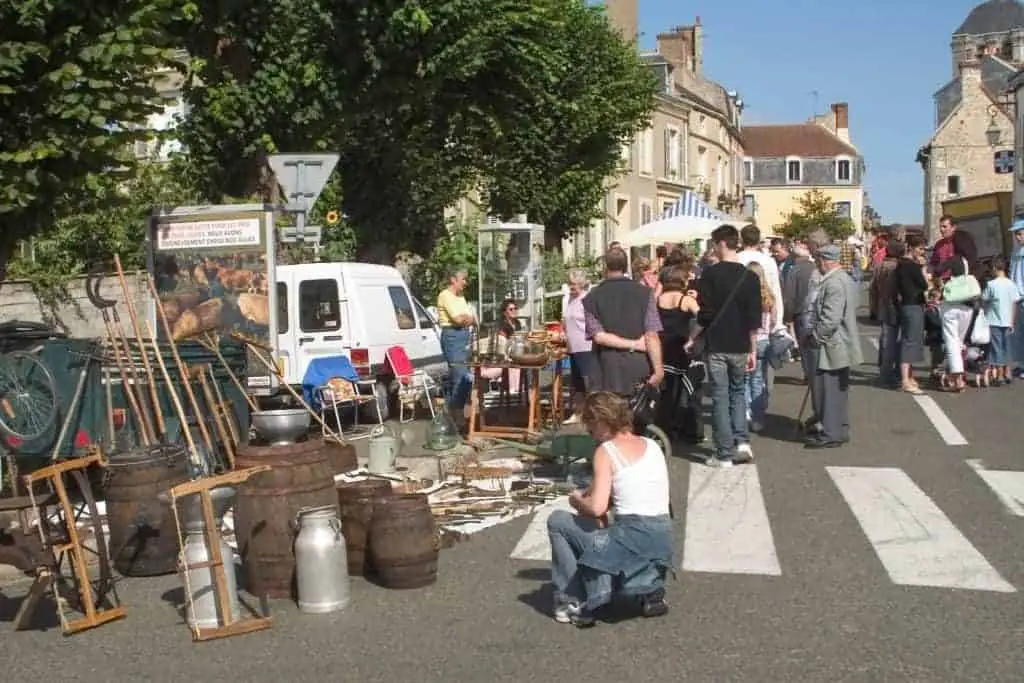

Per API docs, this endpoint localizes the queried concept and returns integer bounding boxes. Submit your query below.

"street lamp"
[986,104,1003,147]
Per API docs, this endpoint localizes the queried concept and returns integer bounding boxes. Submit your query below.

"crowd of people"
[433,215,1023,628]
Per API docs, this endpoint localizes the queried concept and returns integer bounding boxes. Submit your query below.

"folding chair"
[384,346,436,423]
[315,356,384,440]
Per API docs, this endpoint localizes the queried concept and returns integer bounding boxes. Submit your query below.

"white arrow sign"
[967,459,1024,517]
[267,153,339,214]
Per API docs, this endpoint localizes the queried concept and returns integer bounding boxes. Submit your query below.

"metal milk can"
[177,486,240,628]
[294,505,349,614]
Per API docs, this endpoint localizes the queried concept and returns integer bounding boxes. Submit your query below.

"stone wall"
[0,272,151,339]
[924,62,1015,241]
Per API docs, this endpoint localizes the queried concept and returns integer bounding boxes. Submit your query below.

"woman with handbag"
[939,257,982,392]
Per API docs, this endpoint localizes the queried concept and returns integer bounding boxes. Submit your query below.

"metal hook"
[85,267,117,310]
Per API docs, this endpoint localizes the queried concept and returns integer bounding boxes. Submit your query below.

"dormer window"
[786,156,802,183]
[836,156,852,183]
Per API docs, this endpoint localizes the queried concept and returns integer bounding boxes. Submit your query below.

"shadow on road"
[0,588,61,631]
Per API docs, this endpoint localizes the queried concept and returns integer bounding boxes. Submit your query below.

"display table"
[467,357,564,440]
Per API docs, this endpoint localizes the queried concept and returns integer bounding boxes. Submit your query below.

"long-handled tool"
[194,364,235,468]
[86,271,152,446]
[144,320,203,471]
[195,332,259,412]
[144,276,216,459]
[114,256,166,441]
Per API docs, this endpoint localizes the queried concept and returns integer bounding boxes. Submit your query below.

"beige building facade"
[742,104,867,235]
[917,2,1022,241]
[581,10,745,256]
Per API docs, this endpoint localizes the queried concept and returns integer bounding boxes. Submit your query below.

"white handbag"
[969,308,990,346]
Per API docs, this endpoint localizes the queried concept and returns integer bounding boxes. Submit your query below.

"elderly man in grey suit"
[803,243,862,449]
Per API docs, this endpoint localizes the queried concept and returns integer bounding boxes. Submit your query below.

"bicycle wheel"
[643,423,673,460]
[0,351,59,442]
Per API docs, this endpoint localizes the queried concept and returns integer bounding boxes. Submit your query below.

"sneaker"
[640,588,669,618]
[706,456,734,468]
[734,443,754,464]
[553,600,580,624]
[571,609,596,628]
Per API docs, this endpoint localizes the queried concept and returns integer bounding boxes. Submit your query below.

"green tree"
[408,219,479,305]
[8,160,201,289]
[482,1,656,246]
[0,0,185,278]
[776,189,855,242]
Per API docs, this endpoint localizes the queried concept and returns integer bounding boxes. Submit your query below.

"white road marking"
[912,394,968,446]
[827,466,1014,593]
[509,496,573,561]
[682,464,781,576]
[967,459,1024,517]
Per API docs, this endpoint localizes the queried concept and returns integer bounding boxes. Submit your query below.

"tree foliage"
[175,0,655,257]
[482,2,656,244]
[0,0,184,278]
[776,189,855,242]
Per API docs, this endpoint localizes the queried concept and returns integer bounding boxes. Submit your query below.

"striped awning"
[662,189,726,221]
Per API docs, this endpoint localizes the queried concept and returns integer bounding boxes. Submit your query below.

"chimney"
[831,102,849,143]
[960,60,982,98]
[657,22,700,74]
[605,0,638,43]
[692,17,703,76]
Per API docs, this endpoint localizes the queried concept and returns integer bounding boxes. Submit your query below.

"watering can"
[367,425,401,474]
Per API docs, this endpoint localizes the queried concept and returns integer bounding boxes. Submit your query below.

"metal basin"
[251,408,311,445]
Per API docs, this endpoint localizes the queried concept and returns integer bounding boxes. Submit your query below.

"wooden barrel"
[234,438,338,599]
[369,493,438,589]
[324,438,358,476]
[337,479,393,576]
[104,445,191,577]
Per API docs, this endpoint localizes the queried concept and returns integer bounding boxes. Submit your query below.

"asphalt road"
[3,328,1023,682]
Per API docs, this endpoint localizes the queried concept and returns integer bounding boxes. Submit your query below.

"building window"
[640,200,654,225]
[664,127,682,179]
[834,201,851,219]
[696,145,708,182]
[947,174,961,195]
[786,156,802,183]
[836,157,852,183]
[639,128,654,176]
[743,194,755,217]
[661,201,675,217]
[620,140,631,172]
[743,157,754,184]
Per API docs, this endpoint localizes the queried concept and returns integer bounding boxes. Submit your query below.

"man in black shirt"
[685,225,762,467]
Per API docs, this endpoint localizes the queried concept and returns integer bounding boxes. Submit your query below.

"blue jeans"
[440,327,472,410]
[744,338,770,428]
[707,352,749,460]
[547,511,613,608]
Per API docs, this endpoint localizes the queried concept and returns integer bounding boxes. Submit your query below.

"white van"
[275,262,445,419]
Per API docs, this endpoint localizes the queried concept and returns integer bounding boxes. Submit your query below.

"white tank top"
[603,437,670,517]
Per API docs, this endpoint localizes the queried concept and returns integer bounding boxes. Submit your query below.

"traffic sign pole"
[267,153,339,245]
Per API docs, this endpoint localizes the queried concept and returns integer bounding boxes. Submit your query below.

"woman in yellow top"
[436,266,475,418]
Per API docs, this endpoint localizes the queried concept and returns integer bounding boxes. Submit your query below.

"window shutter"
[664,129,670,177]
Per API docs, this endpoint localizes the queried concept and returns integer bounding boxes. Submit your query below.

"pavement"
[3,323,1024,682]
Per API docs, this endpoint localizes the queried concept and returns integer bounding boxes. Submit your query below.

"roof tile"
[741,124,857,158]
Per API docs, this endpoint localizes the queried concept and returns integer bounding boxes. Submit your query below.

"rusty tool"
[114,256,167,440]
[144,275,216,458]
[86,270,152,446]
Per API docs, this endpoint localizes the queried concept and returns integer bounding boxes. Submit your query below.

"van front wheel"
[361,379,391,423]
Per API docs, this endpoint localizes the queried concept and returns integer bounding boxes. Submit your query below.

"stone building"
[741,103,867,235]
[583,4,744,255]
[916,0,1023,241]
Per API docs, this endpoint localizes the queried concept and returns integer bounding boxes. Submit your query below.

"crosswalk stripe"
[509,496,572,561]
[827,466,1015,593]
[967,459,1024,517]
[682,464,781,576]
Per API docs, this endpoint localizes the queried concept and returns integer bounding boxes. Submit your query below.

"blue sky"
[639,0,982,225]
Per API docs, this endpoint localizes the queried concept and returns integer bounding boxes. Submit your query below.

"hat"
[817,244,841,261]
[1011,217,1024,232]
